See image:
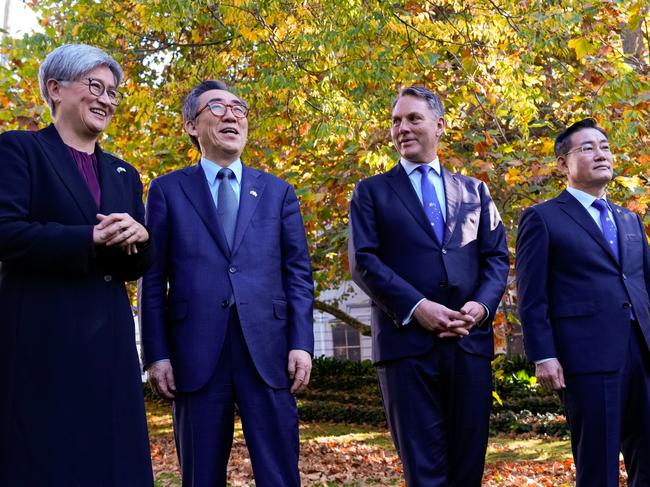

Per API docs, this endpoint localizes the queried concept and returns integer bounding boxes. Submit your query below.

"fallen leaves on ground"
[152,432,629,486]
[151,434,402,486]
[483,459,627,486]
[148,404,628,486]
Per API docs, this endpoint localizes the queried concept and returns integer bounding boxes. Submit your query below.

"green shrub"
[492,355,562,414]
[489,410,569,437]
[142,355,566,434]
[299,356,386,425]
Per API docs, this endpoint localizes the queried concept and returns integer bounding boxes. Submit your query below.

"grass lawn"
[147,399,591,487]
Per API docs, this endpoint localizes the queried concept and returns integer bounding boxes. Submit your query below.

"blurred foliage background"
[1,0,648,327]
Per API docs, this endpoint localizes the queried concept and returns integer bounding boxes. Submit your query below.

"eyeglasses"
[195,102,249,119]
[80,78,124,106]
[562,144,611,157]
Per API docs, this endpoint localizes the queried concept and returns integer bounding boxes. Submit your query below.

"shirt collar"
[566,185,609,210]
[200,157,243,185]
[400,157,441,177]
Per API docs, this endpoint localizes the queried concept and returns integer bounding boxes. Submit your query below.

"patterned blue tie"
[417,165,445,243]
[217,168,237,249]
[592,198,619,261]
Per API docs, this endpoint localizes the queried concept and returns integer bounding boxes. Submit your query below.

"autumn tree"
[1,0,648,332]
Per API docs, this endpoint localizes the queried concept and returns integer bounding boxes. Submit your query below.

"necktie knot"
[217,167,235,180]
[591,198,607,213]
[416,165,431,176]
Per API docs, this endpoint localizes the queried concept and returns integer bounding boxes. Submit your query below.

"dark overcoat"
[0,124,154,486]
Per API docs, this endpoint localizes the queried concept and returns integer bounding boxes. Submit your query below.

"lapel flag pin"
[249,190,258,197]
[116,167,126,174]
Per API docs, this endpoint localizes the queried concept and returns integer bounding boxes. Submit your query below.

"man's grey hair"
[38,44,123,115]
[182,80,247,150]
[392,85,445,118]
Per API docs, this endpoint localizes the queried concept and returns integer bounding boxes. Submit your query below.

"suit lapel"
[231,164,265,254]
[442,168,461,246]
[35,124,98,224]
[96,148,122,215]
[386,164,440,245]
[557,190,619,266]
[179,164,231,257]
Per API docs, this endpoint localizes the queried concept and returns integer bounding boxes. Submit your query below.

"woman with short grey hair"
[0,44,154,486]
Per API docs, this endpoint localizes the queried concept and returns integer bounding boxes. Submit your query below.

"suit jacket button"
[623,302,631,309]
[103,275,112,282]
[229,266,237,273]
[441,249,447,254]
[439,281,448,288]
[622,273,627,280]
[222,300,229,308]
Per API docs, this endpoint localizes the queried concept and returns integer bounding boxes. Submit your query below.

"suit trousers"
[173,308,300,487]
[563,322,650,487]
[376,338,492,487]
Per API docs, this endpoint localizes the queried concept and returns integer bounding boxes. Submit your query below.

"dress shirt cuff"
[534,358,556,365]
[403,298,426,326]
[147,358,171,370]
[478,302,490,326]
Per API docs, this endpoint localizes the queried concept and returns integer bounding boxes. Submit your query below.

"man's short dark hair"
[182,80,247,151]
[554,118,608,158]
[392,85,445,118]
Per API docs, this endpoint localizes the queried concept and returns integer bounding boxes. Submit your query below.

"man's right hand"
[147,360,176,399]
[413,299,474,336]
[535,358,565,391]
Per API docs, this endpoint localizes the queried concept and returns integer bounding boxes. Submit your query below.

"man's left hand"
[460,301,486,323]
[288,349,312,394]
[438,301,486,338]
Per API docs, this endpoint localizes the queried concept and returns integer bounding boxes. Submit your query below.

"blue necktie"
[417,165,445,243]
[217,168,237,249]
[593,198,635,319]
[592,198,619,261]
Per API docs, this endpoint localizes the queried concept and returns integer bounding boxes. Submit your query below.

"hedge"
[144,355,567,435]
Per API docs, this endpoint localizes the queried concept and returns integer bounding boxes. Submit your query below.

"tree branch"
[314,299,371,336]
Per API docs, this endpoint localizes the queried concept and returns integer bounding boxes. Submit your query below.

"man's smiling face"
[186,89,249,164]
[390,95,444,164]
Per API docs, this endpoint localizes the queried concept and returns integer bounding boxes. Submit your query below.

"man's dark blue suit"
[140,162,314,486]
[517,190,650,486]
[348,162,509,486]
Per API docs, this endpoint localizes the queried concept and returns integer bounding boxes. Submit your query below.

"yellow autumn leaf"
[542,139,555,155]
[504,167,523,185]
[240,26,260,42]
[568,37,595,59]
[614,175,643,190]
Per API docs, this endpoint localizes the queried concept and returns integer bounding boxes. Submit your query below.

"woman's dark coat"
[0,124,154,486]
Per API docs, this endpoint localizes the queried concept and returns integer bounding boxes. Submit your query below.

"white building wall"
[314,282,372,361]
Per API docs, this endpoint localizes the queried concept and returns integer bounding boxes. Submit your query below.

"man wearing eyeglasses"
[139,80,314,487]
[516,118,650,486]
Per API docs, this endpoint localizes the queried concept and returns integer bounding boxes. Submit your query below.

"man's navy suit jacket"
[349,163,510,363]
[517,190,650,373]
[139,163,314,392]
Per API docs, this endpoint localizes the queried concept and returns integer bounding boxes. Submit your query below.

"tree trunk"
[622,15,648,68]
